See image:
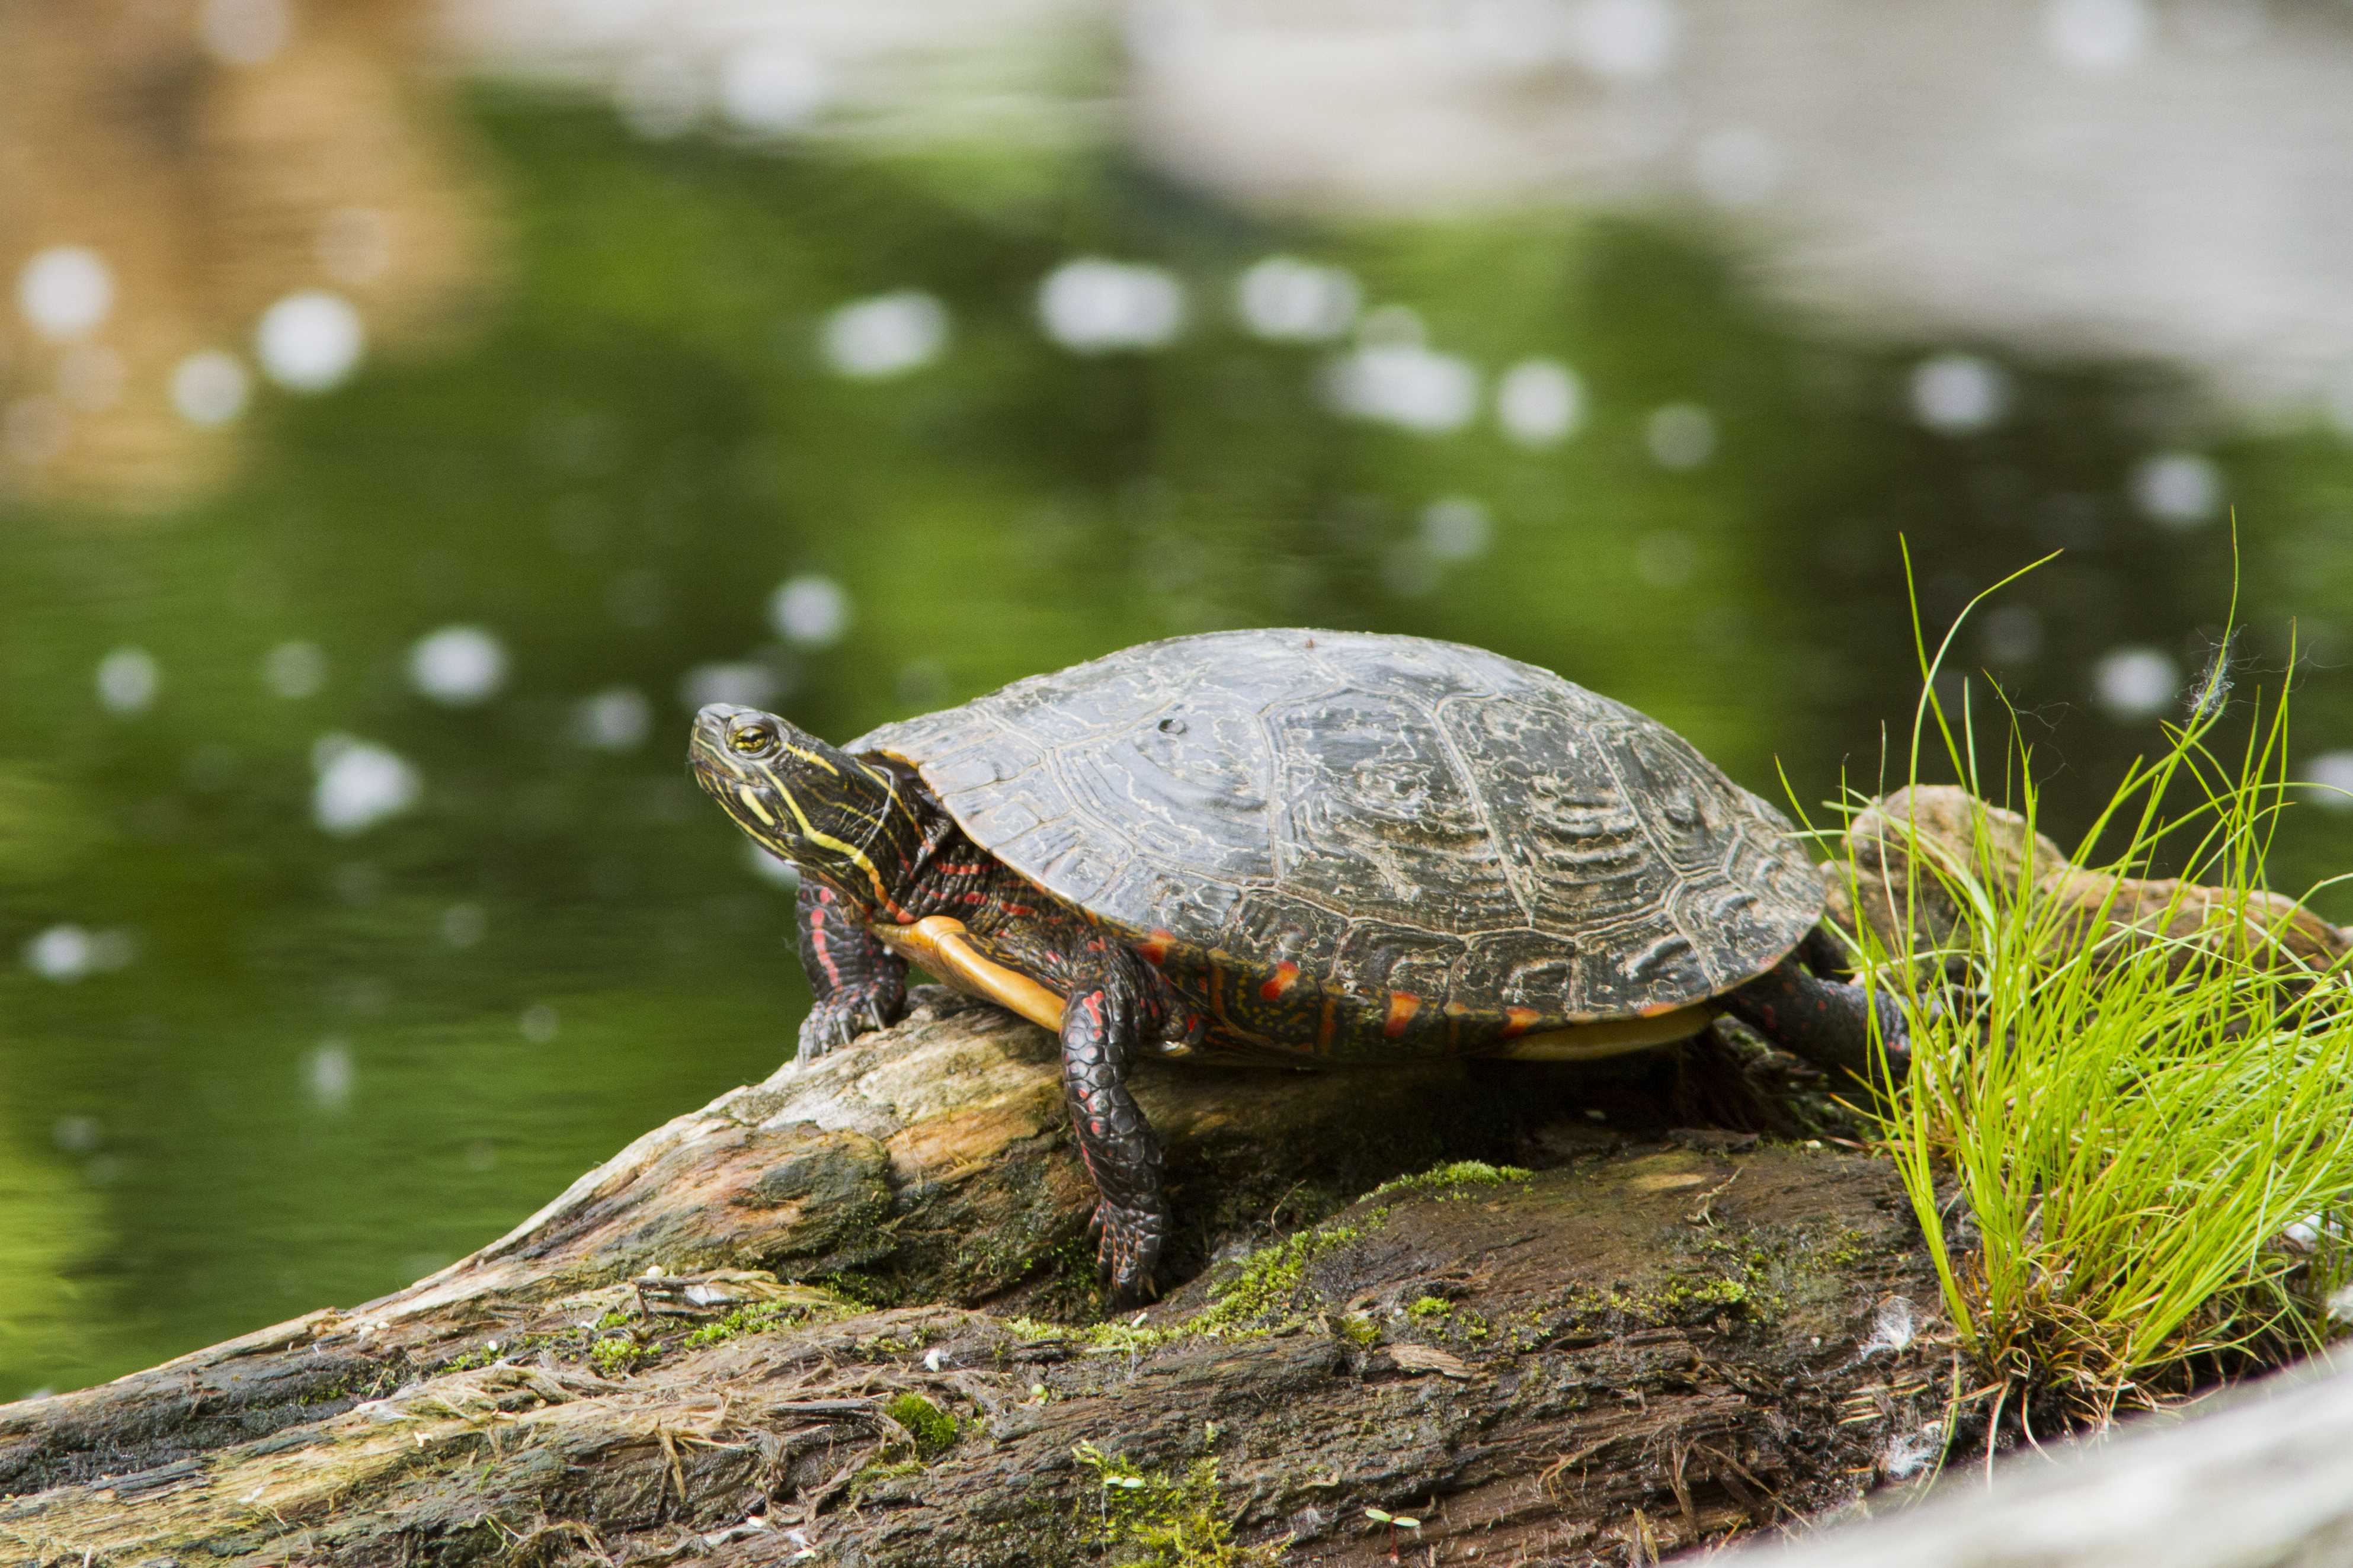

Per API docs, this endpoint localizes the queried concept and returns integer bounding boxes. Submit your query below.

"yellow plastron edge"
[870,915,1715,1060]
[1495,1008,1713,1060]
[873,916,1067,1030]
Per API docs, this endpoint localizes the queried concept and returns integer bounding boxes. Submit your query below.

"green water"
[5,94,2352,1399]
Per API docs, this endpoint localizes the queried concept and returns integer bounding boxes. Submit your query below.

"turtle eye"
[728,723,777,758]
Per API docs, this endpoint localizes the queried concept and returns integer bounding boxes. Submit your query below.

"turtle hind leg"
[1721,950,1910,1093]
[1059,951,1170,1306]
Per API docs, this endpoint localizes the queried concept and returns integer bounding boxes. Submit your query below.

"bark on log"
[1,994,1953,1567]
[1739,1356,2353,1568]
[1822,785,2353,977]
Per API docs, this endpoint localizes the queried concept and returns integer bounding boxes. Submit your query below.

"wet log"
[0,995,1952,1566]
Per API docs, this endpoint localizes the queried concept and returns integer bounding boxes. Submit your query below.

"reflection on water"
[0,0,487,505]
[5,86,2353,1399]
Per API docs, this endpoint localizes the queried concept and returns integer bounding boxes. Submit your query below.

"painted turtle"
[690,630,1904,1300]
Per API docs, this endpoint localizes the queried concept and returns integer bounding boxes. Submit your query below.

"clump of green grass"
[1845,556,2353,1428]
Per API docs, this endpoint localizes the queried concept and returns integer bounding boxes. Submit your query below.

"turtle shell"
[849,630,1821,1026]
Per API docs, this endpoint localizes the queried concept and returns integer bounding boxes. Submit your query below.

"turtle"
[688,629,1906,1301]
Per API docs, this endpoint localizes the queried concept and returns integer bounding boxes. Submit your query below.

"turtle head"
[689,704,911,911]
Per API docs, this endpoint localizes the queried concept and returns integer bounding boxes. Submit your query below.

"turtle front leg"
[1059,955,1169,1305]
[1722,945,1910,1092]
[795,882,908,1060]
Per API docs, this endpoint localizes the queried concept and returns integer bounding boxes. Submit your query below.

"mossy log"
[1,995,1952,1567]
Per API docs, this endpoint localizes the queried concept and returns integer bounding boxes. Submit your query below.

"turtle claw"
[797,985,904,1061]
[1089,1200,1167,1307]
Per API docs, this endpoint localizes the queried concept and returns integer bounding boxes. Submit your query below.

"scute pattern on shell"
[850,630,1822,1024]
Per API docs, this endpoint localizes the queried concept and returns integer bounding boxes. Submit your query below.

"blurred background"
[7,0,2353,1399]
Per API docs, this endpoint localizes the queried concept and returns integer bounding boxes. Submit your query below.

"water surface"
[5,94,2350,1399]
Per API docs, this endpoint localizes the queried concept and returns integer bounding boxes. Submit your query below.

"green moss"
[1365,1160,1532,1203]
[1819,1227,1875,1271]
[1067,1165,1546,1358]
[681,1305,786,1349]
[588,1335,648,1376]
[1196,1217,1375,1332]
[1406,1296,1453,1322]
[1074,1444,1281,1567]
[995,1315,1080,1342]
[1666,1278,1750,1307]
[677,1288,851,1350]
[846,1458,924,1508]
[884,1392,959,1458]
[1603,1272,1760,1327]
[811,1271,896,1309]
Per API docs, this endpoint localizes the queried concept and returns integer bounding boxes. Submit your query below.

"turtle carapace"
[689,630,1905,1303]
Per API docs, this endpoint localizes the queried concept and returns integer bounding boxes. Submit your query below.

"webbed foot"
[797,979,905,1060]
[1089,1199,1168,1306]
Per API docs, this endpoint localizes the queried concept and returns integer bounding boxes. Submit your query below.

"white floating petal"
[1326,345,1479,434]
[1910,352,2009,435]
[406,626,508,707]
[313,738,421,836]
[17,248,113,342]
[821,291,949,380]
[171,351,251,427]
[2093,646,2180,722]
[1038,259,1186,353]
[2131,453,2223,527]
[257,290,365,393]
[96,647,159,714]
[1645,403,1715,469]
[574,686,652,751]
[1496,360,1584,447]
[770,575,851,649]
[1235,257,1359,342]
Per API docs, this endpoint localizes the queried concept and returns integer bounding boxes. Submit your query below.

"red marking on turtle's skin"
[1383,992,1421,1038]
[805,886,851,992]
[1259,961,1301,1002]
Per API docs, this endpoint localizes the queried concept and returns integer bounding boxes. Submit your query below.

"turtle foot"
[1087,1199,1167,1306]
[797,982,907,1060]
